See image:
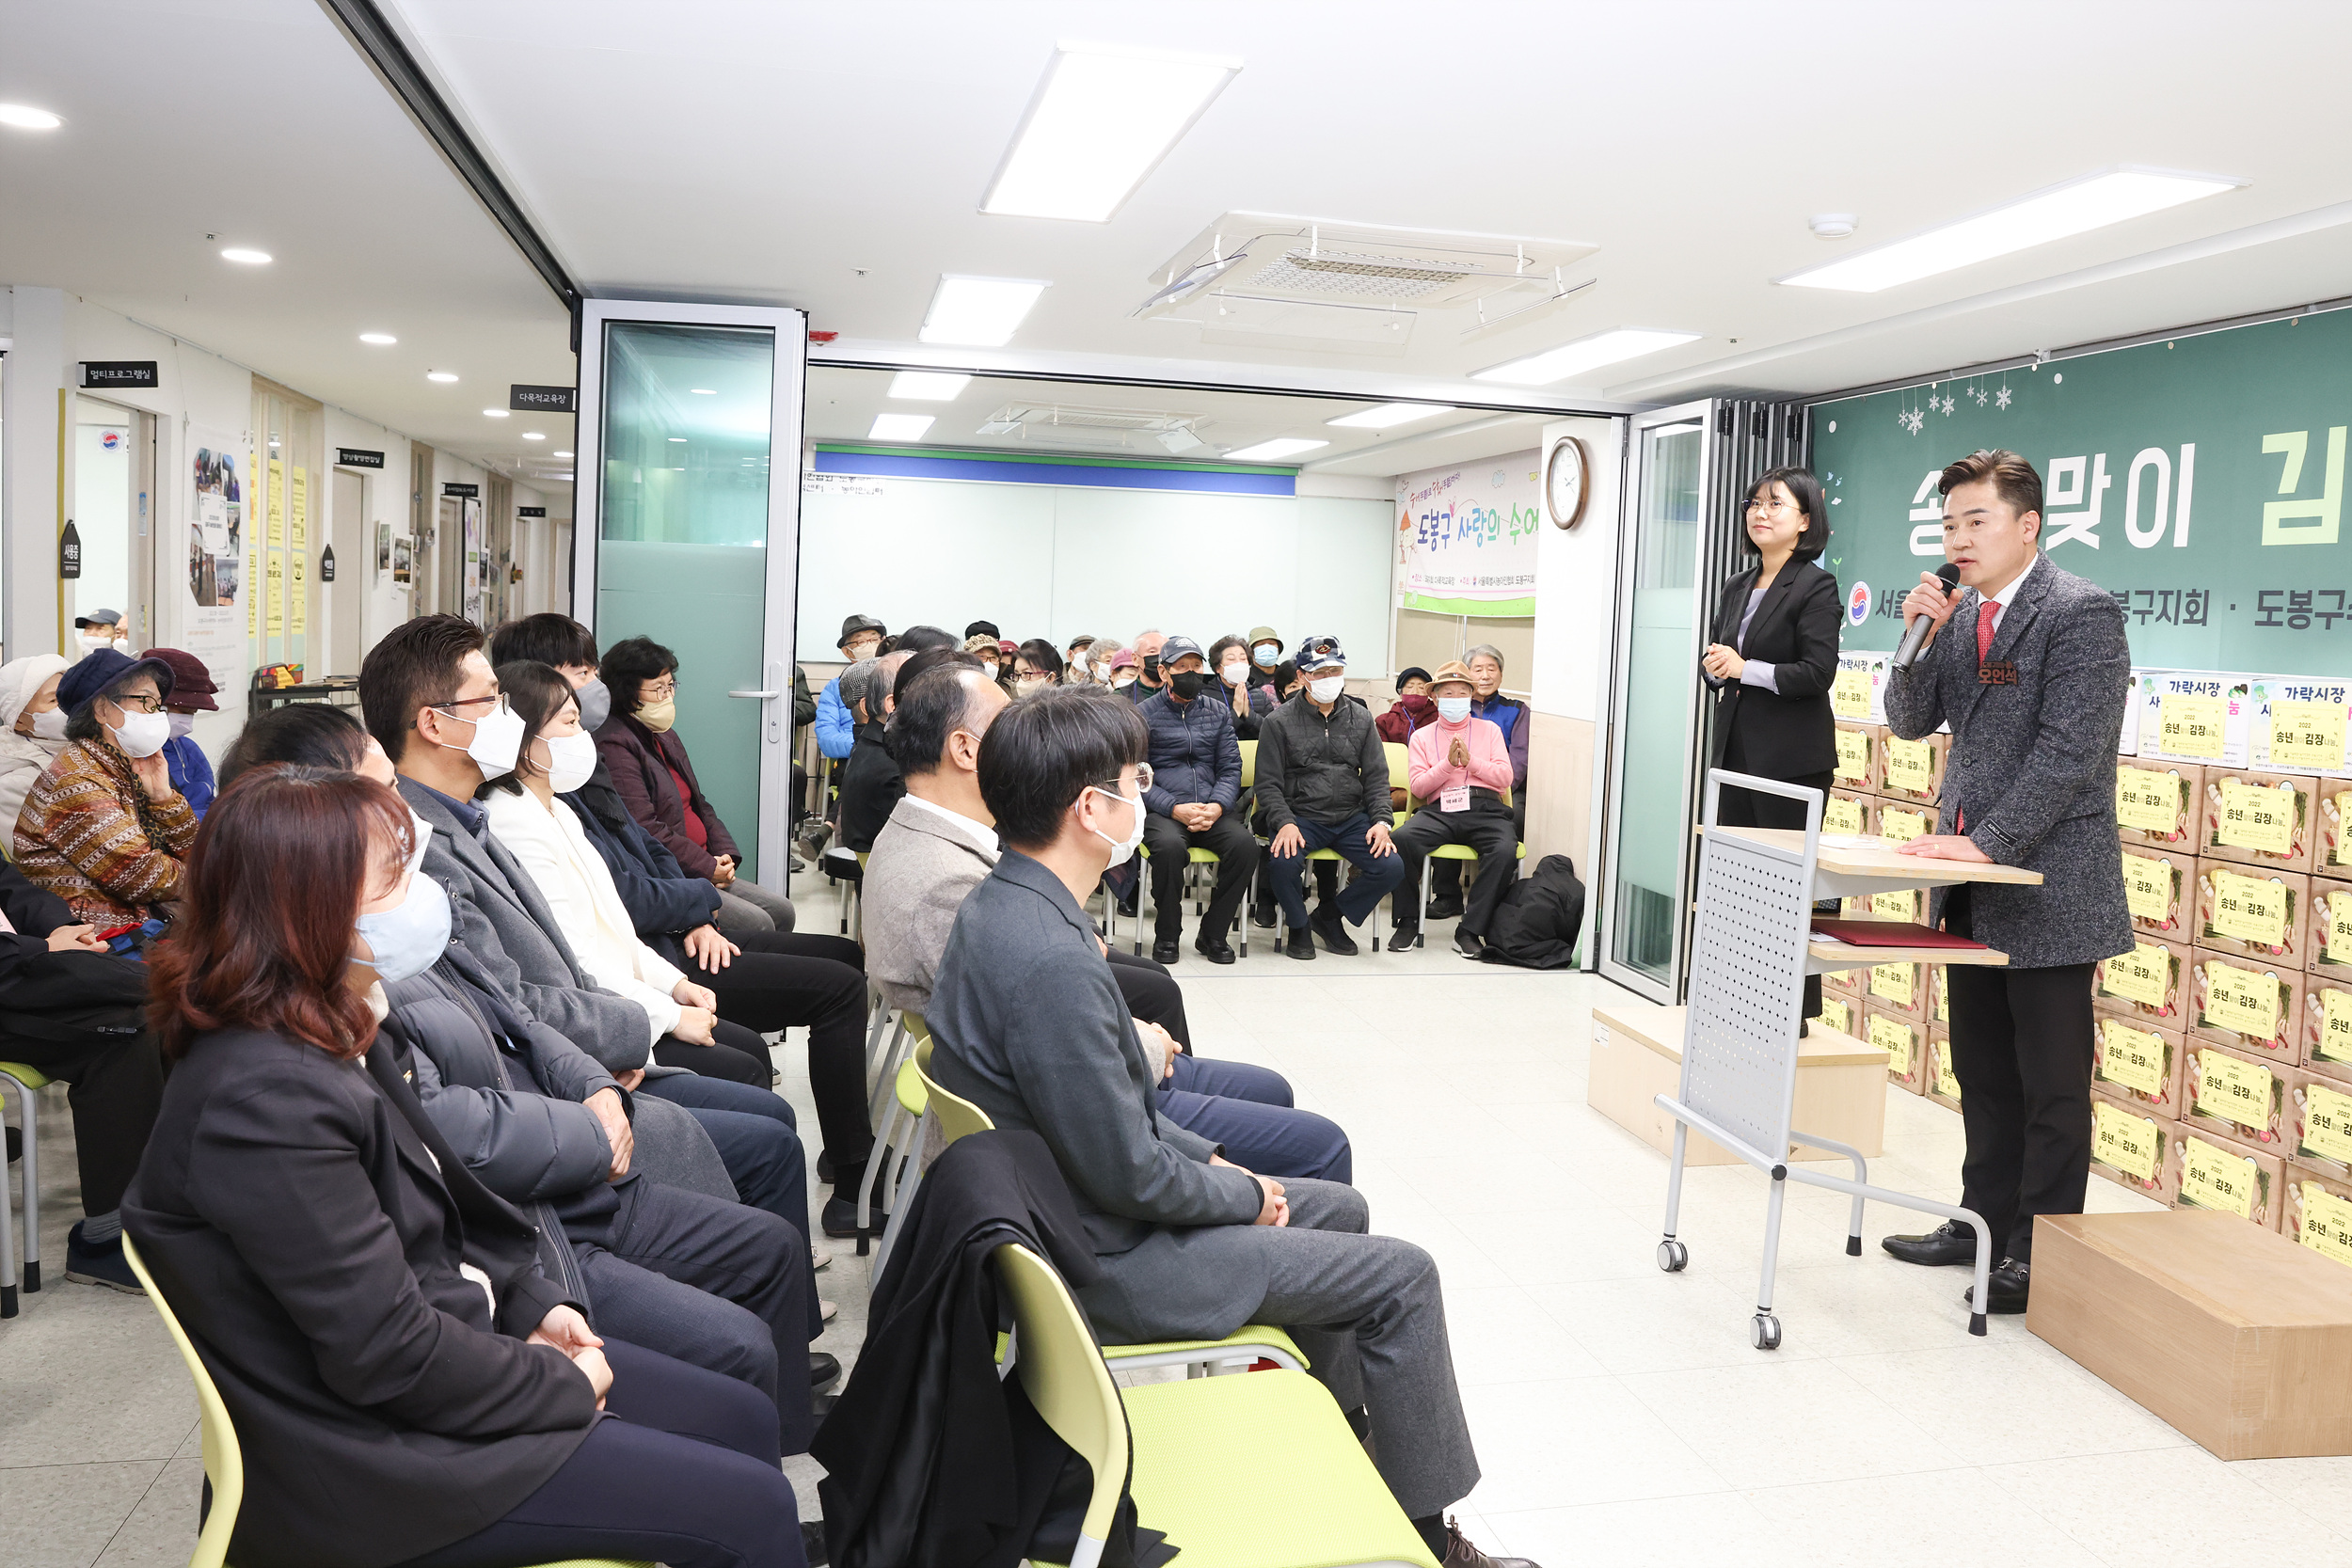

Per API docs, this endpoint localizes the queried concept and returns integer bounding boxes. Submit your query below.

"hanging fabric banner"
[1395,450,1541,617]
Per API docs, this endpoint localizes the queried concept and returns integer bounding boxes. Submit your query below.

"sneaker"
[1389,924,1423,951]
[1311,903,1359,957]
[1283,928,1317,960]
[1454,927,1486,960]
[64,1223,144,1295]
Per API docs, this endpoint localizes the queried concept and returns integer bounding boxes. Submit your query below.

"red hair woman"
[129,766,807,1568]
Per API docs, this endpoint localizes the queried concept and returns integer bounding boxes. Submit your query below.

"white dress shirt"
[898,791,999,857]
[483,785,688,1046]
[1974,550,2042,632]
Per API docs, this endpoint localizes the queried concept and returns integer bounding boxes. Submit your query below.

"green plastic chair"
[1136,841,1248,958]
[120,1235,647,1568]
[1237,740,1390,954]
[858,1013,932,1261]
[1397,785,1525,951]
[995,1242,1437,1568]
[1,1060,55,1308]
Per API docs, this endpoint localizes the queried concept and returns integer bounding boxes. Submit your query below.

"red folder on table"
[1809,918,1989,951]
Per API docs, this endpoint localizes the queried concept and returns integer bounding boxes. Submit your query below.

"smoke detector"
[1808,214,1859,241]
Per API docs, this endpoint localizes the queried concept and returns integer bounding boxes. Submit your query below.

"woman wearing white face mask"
[1204,634,1275,741]
[142,646,223,818]
[13,650,200,926]
[0,653,72,841]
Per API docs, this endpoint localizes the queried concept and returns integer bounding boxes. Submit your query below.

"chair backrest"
[905,1011,932,1046]
[121,1235,245,1568]
[1381,740,1409,787]
[1237,737,1257,789]
[914,1040,995,1147]
[994,1242,1127,1564]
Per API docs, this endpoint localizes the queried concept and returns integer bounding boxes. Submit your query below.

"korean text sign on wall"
[1811,309,2352,675]
[1395,450,1540,618]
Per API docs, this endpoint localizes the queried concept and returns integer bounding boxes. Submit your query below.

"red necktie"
[1954,601,1999,836]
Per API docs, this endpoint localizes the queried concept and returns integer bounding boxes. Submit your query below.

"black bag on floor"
[1477,853,1586,970]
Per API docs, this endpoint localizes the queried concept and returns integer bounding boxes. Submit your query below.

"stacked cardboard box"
[1815,720,1948,1096]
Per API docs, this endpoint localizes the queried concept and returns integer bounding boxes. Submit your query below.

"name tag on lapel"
[1979,660,2018,686]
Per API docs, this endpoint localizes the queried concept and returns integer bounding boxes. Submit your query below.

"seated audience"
[1061,631,1100,685]
[864,665,1348,1180]
[1246,624,1285,695]
[1272,657,1303,702]
[1126,627,1168,703]
[596,635,794,933]
[817,613,885,761]
[1257,635,1406,960]
[929,686,1521,1568]
[1427,645,1531,920]
[837,649,912,852]
[961,633,1005,682]
[142,648,220,817]
[1391,661,1519,958]
[1102,643,1139,690]
[964,618,1000,644]
[128,767,808,1568]
[1136,635,1257,964]
[0,853,160,1292]
[1377,667,1438,744]
[1206,633,1274,740]
[0,653,71,835]
[15,649,199,926]
[73,607,131,656]
[1009,638,1062,692]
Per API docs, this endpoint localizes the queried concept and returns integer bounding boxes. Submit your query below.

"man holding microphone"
[1878,450,2132,1314]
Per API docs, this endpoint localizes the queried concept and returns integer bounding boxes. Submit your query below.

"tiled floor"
[8,876,2352,1566]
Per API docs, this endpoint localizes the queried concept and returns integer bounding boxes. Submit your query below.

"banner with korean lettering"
[1810,309,2352,675]
[1396,450,1540,617]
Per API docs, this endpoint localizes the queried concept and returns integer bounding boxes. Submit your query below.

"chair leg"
[854,1096,901,1257]
[10,1077,37,1292]
[866,1020,910,1125]
[0,1084,17,1317]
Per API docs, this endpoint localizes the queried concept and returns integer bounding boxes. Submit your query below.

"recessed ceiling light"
[982,44,1240,223]
[427,371,459,383]
[0,103,63,130]
[553,451,573,459]
[1326,403,1454,431]
[919,276,1049,346]
[220,246,272,264]
[1223,437,1327,463]
[869,413,936,441]
[358,332,397,345]
[1473,327,1701,386]
[521,432,546,441]
[484,408,510,419]
[690,388,718,395]
[1777,166,2245,293]
[667,436,687,443]
[888,371,973,401]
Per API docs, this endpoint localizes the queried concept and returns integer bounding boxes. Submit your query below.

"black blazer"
[125,1026,598,1568]
[1705,558,1842,779]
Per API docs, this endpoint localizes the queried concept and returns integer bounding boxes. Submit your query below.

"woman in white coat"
[0,654,72,841]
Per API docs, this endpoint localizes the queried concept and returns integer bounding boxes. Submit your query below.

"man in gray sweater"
[928,686,1528,1568]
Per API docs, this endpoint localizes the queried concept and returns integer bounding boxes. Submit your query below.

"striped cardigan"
[12,739,199,924]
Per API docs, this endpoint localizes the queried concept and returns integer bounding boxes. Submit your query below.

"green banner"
[1810,308,2352,675]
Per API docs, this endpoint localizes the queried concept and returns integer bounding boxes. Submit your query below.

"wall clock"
[1546,436,1589,530]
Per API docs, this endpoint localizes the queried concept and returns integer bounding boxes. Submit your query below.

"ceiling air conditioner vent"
[975,403,1212,456]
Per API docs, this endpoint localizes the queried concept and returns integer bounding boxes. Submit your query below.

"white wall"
[322,407,415,657]
[1531,415,1626,725]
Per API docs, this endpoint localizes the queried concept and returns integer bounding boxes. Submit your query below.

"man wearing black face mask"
[1136,636,1257,964]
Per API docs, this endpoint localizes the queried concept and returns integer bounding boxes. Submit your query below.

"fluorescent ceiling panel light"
[666,436,687,442]
[483,408,509,418]
[0,103,63,130]
[982,44,1239,222]
[1223,437,1327,463]
[1473,327,1700,386]
[521,432,546,441]
[427,371,459,382]
[553,451,573,458]
[1326,403,1454,430]
[220,246,272,264]
[888,371,973,401]
[1778,166,2245,293]
[868,413,936,441]
[358,332,397,345]
[691,388,718,394]
[920,276,1050,346]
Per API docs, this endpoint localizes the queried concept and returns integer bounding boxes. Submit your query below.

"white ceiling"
[8,0,2352,484]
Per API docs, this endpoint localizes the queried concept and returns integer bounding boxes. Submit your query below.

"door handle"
[727,689,781,699]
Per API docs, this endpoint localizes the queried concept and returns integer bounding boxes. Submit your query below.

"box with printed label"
[2168,1124,2286,1230]
[1820,961,1862,1001]
[1837,883,1924,925]
[2283,1069,2352,1181]
[1925,1025,1963,1115]
[2199,768,2318,875]
[2303,877,2352,986]
[1807,990,1856,1037]
[1872,799,1934,848]
[2087,1088,2180,1203]
[1830,652,1886,727]
[2116,760,2203,850]
[2182,1039,2293,1149]
[2135,671,2253,768]
[1865,1006,1927,1093]
[1863,958,1929,1021]
[2250,676,2352,777]
[2119,846,2193,938]
[2192,864,2309,965]
[1819,788,1874,841]
[2280,1163,2352,1271]
[1877,731,1947,805]
[2093,1014,2188,1117]
[2313,784,2352,876]
[2092,935,2191,1025]
[2300,974,2352,1087]
[1928,962,1949,1026]
[2187,952,2301,1063]
[1831,722,1881,793]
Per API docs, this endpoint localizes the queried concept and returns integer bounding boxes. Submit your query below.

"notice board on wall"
[1811,309,2352,675]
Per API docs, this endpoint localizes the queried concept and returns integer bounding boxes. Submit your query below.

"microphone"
[1891,563,1963,672]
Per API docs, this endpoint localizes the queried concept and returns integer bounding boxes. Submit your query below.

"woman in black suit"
[126,766,807,1568]
[1703,467,1841,1020]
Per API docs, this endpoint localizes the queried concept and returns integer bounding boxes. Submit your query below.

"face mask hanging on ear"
[542,731,599,793]
[439,702,526,776]
[1084,784,1145,868]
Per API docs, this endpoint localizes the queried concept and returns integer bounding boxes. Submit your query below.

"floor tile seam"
[0,1456,183,1470]
[84,1456,176,1567]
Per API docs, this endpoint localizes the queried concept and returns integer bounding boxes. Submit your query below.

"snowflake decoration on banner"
[1901,406,1927,436]
[1995,386,2012,410]
[1940,395,1957,416]
[1974,387,1989,406]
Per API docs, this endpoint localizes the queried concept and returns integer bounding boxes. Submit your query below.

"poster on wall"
[462,497,485,626]
[289,467,308,638]
[1395,450,1541,617]
[264,457,286,638]
[184,428,246,676]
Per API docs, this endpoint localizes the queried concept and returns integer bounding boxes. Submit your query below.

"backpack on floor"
[1477,853,1586,970]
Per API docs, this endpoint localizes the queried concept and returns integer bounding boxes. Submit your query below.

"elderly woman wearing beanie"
[0,653,72,838]
[14,649,199,925]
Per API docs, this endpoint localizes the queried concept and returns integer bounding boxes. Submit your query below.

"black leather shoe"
[1284,928,1316,960]
[1438,1514,1540,1568]
[1152,938,1180,963]
[1193,934,1237,965]
[1964,1258,2030,1314]
[803,1519,831,1565]
[821,1196,882,1240]
[811,1352,842,1389]
[1882,1219,1978,1267]
[1425,896,1466,922]
[1454,927,1485,959]
[1311,903,1359,956]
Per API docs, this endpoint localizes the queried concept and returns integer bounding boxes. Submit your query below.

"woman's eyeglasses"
[644,679,678,700]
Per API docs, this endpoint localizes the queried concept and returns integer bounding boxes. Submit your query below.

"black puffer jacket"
[1252,691,1391,831]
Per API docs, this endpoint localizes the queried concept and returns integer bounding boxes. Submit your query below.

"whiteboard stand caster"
[1657,1239,1688,1273]
[1750,1313,1782,1352]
